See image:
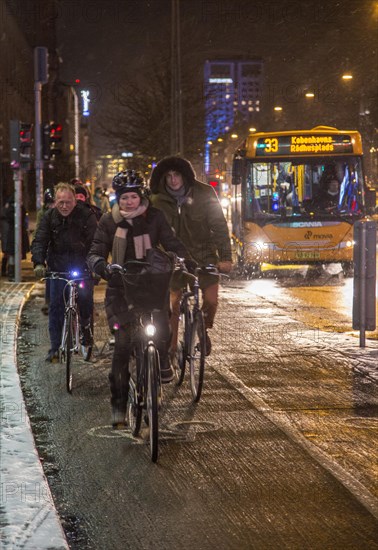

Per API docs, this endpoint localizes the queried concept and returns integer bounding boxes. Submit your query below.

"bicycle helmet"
[43,188,54,205]
[112,170,146,201]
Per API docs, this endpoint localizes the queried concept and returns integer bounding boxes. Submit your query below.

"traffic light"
[9,120,33,169]
[19,123,33,164]
[42,123,51,160]
[208,178,220,195]
[49,123,63,157]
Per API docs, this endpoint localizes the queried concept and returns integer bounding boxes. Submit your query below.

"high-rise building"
[204,58,263,173]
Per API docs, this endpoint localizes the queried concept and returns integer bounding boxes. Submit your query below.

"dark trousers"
[48,278,94,351]
[109,310,171,412]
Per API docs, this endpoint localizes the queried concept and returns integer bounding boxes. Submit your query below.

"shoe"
[45,350,59,363]
[205,331,211,356]
[41,304,49,315]
[111,408,127,429]
[80,324,93,346]
[160,362,174,384]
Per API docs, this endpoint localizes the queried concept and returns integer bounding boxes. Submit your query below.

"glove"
[218,261,233,274]
[34,264,46,279]
[94,261,112,281]
[184,258,198,274]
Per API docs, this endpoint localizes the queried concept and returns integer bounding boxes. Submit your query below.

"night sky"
[55,0,378,151]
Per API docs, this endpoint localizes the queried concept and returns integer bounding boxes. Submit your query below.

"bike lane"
[0,275,69,549]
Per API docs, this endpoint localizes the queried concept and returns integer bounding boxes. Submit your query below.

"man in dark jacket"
[150,156,232,355]
[31,182,98,362]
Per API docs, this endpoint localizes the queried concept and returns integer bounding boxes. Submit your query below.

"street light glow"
[305,92,315,98]
[274,106,283,111]
[342,74,353,80]
[231,133,238,139]
[249,127,257,132]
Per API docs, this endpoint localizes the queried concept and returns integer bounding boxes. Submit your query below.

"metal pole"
[359,223,366,347]
[74,89,80,178]
[34,81,43,211]
[176,0,184,156]
[13,169,22,282]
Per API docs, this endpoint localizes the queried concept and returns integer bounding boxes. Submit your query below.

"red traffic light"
[209,180,219,187]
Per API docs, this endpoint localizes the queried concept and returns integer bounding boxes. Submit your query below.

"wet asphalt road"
[18,271,378,549]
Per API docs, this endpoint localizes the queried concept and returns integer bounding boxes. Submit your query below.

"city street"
[16,268,378,549]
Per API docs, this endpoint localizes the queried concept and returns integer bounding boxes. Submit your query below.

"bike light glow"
[145,324,156,337]
[79,281,85,289]
[71,270,79,277]
[113,323,120,331]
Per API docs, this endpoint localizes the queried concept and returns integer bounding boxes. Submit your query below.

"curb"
[0,282,69,549]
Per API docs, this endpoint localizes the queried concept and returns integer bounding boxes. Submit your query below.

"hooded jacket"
[149,156,232,265]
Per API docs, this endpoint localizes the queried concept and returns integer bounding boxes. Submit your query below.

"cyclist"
[87,170,188,427]
[149,156,232,356]
[31,182,98,362]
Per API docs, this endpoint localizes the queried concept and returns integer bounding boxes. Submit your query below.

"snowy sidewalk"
[0,281,69,549]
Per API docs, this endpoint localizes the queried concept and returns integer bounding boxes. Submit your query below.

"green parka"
[149,156,232,267]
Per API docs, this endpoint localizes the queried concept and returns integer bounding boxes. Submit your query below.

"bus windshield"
[245,156,364,220]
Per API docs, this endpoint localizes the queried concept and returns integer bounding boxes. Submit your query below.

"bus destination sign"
[255,134,354,156]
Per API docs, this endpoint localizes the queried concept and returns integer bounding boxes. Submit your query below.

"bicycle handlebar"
[44,270,93,282]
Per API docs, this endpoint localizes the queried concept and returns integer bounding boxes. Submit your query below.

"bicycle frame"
[60,280,80,356]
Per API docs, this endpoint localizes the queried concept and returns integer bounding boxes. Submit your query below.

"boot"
[1,256,7,277]
[7,264,15,281]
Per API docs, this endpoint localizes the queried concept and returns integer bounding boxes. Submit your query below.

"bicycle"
[109,258,173,463]
[173,259,220,402]
[44,270,94,393]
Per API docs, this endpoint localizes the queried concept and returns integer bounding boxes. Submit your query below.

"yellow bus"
[231,126,376,276]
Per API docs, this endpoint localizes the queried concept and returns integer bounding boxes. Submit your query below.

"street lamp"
[274,106,283,111]
[342,73,353,80]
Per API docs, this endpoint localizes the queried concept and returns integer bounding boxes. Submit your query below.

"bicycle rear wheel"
[189,310,206,402]
[146,344,159,463]
[127,346,143,436]
[66,310,74,393]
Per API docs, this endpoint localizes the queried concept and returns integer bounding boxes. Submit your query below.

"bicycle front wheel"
[127,346,143,437]
[146,344,159,463]
[65,310,75,393]
[189,311,206,402]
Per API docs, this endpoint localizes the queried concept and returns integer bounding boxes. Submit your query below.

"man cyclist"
[149,156,232,356]
[87,170,189,428]
[31,182,98,362]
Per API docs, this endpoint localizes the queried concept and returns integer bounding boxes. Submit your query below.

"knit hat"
[74,184,89,200]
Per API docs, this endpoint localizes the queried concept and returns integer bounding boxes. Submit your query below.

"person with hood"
[31,182,98,362]
[87,170,189,428]
[149,156,232,357]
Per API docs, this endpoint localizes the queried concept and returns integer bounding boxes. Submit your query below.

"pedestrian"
[73,183,102,221]
[149,156,233,357]
[93,186,111,214]
[31,182,98,362]
[87,170,189,428]
[0,196,30,280]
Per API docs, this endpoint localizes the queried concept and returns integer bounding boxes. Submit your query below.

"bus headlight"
[346,240,354,248]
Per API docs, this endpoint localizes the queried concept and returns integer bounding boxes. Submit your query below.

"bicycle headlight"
[71,270,80,278]
[145,324,156,337]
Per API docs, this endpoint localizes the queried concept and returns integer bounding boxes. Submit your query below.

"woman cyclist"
[87,170,188,428]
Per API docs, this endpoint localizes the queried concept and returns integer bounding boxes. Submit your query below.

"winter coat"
[149,156,232,266]
[87,202,188,329]
[31,200,98,272]
[0,201,30,258]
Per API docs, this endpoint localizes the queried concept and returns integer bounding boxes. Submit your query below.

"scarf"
[165,184,188,207]
[111,201,152,263]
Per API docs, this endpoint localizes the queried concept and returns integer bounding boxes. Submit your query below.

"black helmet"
[44,188,54,205]
[112,170,146,200]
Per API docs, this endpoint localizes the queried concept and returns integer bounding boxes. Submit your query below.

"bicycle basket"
[122,249,174,310]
